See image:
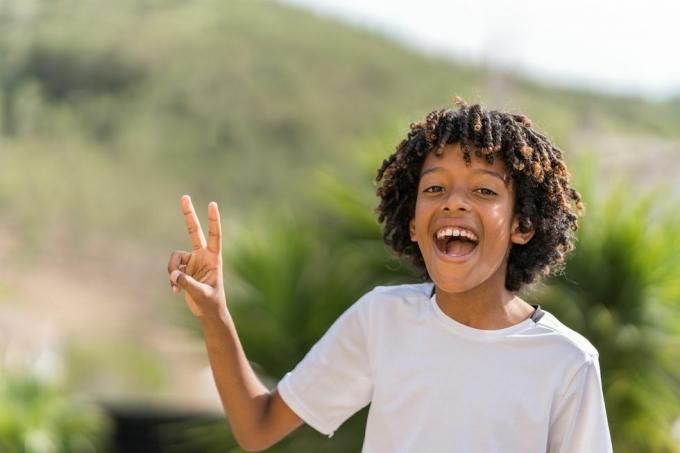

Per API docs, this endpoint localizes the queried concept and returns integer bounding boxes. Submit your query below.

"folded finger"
[181,195,207,250]
[168,250,191,277]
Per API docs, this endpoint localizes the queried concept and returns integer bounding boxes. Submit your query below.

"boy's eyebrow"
[421,166,509,184]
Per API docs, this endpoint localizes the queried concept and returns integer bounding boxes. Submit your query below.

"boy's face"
[409,142,534,293]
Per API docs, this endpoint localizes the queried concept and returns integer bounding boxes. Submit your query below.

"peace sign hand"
[168,195,226,319]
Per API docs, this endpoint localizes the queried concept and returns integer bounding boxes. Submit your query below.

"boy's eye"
[423,186,497,196]
[476,188,497,196]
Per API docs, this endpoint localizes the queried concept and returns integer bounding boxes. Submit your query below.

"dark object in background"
[102,401,227,453]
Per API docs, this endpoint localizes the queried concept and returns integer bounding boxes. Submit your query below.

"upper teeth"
[436,227,478,242]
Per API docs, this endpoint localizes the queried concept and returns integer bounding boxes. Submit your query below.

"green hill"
[1,0,678,251]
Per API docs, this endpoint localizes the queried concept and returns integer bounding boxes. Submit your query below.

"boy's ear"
[409,218,416,241]
[510,213,535,245]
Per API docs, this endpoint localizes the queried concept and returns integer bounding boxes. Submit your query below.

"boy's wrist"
[198,304,231,326]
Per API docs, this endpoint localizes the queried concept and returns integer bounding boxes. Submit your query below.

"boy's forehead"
[420,144,511,183]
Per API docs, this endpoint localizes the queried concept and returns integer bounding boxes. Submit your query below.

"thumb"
[170,270,209,301]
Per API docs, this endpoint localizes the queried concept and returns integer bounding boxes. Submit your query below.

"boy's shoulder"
[533,310,600,359]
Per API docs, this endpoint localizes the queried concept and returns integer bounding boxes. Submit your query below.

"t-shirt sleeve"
[276,291,374,438]
[548,353,613,453]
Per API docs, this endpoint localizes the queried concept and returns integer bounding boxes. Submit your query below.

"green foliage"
[532,155,680,453]
[0,368,112,453]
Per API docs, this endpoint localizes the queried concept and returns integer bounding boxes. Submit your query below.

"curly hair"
[374,97,585,292]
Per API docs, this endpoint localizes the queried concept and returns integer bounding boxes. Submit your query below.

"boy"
[167,98,613,452]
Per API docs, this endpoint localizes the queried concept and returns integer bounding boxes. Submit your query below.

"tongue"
[446,239,476,256]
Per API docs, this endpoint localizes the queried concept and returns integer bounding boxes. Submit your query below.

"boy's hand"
[168,195,226,318]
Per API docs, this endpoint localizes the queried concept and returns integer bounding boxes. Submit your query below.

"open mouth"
[433,231,479,258]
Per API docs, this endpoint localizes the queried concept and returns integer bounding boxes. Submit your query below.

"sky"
[281,0,680,101]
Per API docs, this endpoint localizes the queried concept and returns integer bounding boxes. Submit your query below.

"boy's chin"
[427,260,506,295]
[426,269,479,293]
[430,279,479,294]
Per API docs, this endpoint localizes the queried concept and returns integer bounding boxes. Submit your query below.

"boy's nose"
[442,189,470,212]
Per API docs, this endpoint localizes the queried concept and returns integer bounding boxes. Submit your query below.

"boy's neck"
[433,268,535,330]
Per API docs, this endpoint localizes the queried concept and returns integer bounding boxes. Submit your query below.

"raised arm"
[167,195,303,451]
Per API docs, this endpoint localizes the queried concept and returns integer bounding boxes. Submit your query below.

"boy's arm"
[168,195,303,451]
[199,311,303,451]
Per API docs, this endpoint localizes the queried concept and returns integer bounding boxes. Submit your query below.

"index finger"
[207,201,222,254]
[181,195,207,250]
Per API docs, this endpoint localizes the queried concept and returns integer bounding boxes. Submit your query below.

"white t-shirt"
[277,282,613,453]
